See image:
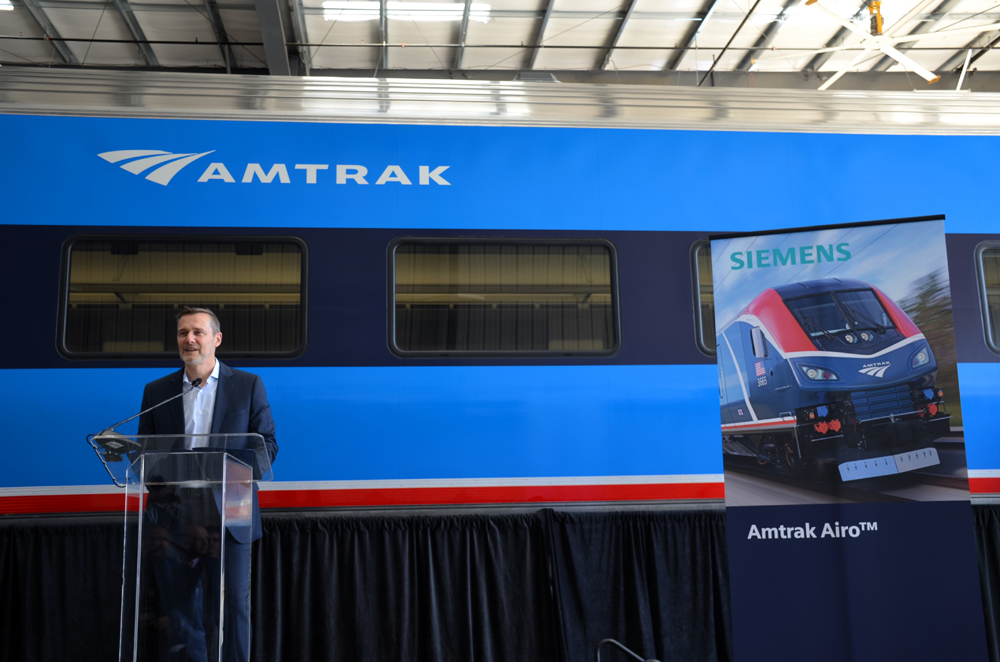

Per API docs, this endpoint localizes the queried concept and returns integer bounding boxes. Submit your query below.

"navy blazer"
[137,362,278,542]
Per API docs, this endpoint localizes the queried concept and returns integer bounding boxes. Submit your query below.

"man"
[139,306,277,662]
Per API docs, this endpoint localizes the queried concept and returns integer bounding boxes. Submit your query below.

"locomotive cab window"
[977,241,1000,353]
[61,237,306,358]
[390,239,619,356]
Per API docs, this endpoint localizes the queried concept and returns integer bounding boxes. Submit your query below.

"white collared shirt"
[183,359,220,449]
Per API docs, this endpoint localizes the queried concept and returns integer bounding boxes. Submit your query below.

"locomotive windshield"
[785,289,895,339]
[836,290,894,332]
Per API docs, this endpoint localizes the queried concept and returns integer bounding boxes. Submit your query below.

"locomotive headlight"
[799,364,840,381]
[910,346,930,369]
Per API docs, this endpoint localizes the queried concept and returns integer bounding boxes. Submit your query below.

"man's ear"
[214,332,223,348]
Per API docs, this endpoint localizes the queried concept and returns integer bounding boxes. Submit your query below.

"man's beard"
[181,352,207,365]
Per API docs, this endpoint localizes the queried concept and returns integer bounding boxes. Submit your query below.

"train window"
[691,241,716,356]
[60,237,306,358]
[977,242,1000,353]
[390,239,620,356]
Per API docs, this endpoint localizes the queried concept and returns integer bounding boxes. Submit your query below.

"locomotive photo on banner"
[713,216,967,504]
[711,216,988,661]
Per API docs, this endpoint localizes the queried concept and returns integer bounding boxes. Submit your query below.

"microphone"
[92,378,203,457]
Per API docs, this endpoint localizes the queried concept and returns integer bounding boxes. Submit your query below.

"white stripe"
[969,470,1000,479]
[121,152,193,175]
[723,330,757,421]
[722,416,796,429]
[733,314,925,360]
[0,484,123,496]
[0,475,726,497]
[146,150,214,185]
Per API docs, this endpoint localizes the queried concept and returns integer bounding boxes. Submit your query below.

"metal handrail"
[595,638,662,662]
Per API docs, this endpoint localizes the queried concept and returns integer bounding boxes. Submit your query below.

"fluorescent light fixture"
[0,0,13,11]
[323,1,491,23]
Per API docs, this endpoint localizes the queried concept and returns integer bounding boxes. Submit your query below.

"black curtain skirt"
[2,505,999,662]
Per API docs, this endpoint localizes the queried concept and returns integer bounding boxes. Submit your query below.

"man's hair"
[176,306,221,335]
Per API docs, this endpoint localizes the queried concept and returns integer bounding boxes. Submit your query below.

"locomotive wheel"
[782,441,812,472]
[757,435,778,466]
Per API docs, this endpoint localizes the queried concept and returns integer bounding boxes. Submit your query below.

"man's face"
[187,526,210,557]
[208,531,221,558]
[177,313,222,366]
[147,527,171,559]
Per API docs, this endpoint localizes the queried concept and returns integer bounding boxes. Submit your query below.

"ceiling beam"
[869,0,963,72]
[253,0,291,75]
[736,0,797,71]
[528,0,555,70]
[698,0,761,85]
[665,0,722,71]
[599,0,639,71]
[19,3,1000,21]
[802,4,869,73]
[454,0,472,70]
[19,0,78,64]
[379,0,388,70]
[288,0,310,75]
[938,30,1000,72]
[202,0,237,72]
[110,0,159,66]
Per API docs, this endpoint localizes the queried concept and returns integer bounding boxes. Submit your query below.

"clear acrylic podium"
[89,433,273,662]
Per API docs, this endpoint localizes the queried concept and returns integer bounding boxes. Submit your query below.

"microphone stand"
[88,378,203,487]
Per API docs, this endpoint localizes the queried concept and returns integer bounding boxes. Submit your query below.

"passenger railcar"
[719,278,950,481]
[3,70,1000,512]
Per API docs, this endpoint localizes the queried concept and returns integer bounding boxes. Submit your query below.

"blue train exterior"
[719,278,950,480]
[5,75,1000,511]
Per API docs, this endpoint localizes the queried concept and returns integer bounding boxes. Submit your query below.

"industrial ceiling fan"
[755,0,1000,90]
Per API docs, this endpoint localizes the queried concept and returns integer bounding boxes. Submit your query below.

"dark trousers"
[224,537,251,662]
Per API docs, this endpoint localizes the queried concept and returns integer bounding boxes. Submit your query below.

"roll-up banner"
[710,216,987,661]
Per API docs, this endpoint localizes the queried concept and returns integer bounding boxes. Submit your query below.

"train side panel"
[2,113,1000,507]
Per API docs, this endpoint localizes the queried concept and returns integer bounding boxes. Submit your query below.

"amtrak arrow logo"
[859,362,890,378]
[98,150,214,186]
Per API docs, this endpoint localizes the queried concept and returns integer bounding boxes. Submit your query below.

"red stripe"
[0,493,127,514]
[722,420,796,431]
[743,288,815,353]
[5,479,996,512]
[0,483,726,515]
[873,286,921,338]
[258,483,726,508]
[970,477,1000,494]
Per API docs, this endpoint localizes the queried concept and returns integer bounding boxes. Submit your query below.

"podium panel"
[91,433,270,662]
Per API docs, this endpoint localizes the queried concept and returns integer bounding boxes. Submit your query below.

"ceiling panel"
[536,46,608,69]
[384,17,455,68]
[0,8,63,65]
[551,0,629,12]
[41,7,146,65]
[534,16,619,69]
[460,45,530,69]
[490,0,548,10]
[391,44,458,68]
[304,14,379,68]
[538,16,617,45]
[389,15,456,44]
[1,0,999,87]
[617,13,700,44]
[136,11,225,66]
[603,48,671,71]
[215,8,265,69]
[465,14,535,44]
